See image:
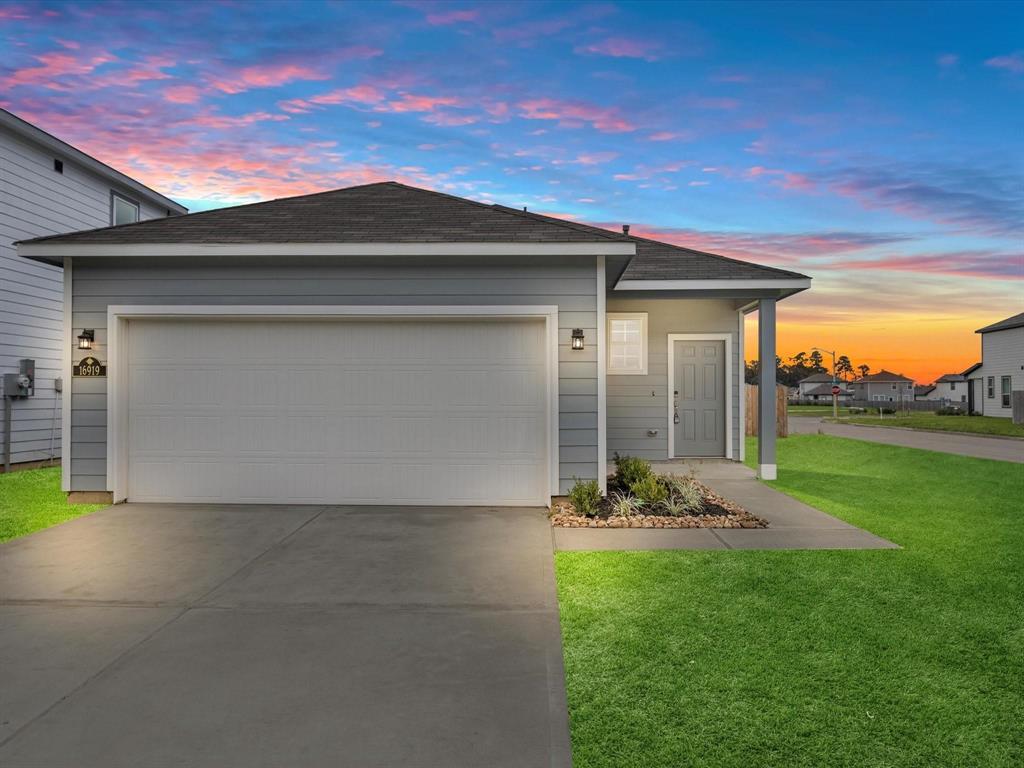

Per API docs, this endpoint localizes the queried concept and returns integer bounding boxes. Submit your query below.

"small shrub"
[936,407,964,416]
[664,473,704,513]
[659,496,691,517]
[878,407,896,415]
[608,492,642,518]
[629,474,667,505]
[568,478,603,517]
[613,453,653,489]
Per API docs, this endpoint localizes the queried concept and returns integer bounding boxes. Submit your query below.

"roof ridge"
[489,204,629,242]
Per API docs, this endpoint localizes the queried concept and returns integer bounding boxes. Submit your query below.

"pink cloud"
[425,8,480,25]
[279,84,386,114]
[3,50,116,89]
[518,97,635,133]
[985,51,1024,73]
[0,6,31,20]
[575,36,663,62]
[54,38,80,50]
[838,251,1024,280]
[386,93,462,112]
[210,62,331,94]
[163,84,202,104]
[572,151,618,165]
[937,53,959,68]
[648,131,682,141]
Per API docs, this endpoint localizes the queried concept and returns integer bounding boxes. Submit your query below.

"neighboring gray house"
[794,372,851,402]
[917,373,969,404]
[1,108,185,469]
[17,182,810,504]
[850,370,915,403]
[967,312,1024,418]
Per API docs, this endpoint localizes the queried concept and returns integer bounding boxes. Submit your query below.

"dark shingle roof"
[934,373,967,383]
[20,182,627,246]
[18,181,808,282]
[976,312,1024,334]
[854,369,914,383]
[803,383,849,396]
[798,373,835,384]
[490,205,807,281]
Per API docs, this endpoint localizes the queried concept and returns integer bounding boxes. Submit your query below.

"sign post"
[831,384,841,419]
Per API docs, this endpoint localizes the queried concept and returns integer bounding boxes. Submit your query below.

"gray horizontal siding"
[606,298,742,462]
[69,255,599,494]
[1,123,169,465]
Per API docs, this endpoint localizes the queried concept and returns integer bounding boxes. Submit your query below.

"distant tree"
[836,355,854,381]
[856,364,871,379]
[744,359,760,384]
[790,351,807,366]
[809,350,826,373]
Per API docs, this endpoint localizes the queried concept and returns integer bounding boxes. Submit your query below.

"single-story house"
[794,372,851,402]
[17,182,810,505]
[850,370,915,403]
[913,384,935,400]
[967,312,1023,418]
[0,107,184,471]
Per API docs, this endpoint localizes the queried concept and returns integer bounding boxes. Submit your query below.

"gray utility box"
[4,359,35,398]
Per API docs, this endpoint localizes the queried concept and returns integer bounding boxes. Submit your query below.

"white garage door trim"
[107,305,560,504]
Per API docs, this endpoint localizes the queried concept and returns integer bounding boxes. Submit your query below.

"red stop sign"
[831,385,841,395]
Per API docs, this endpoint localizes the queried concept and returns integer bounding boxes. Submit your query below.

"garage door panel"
[127,318,548,505]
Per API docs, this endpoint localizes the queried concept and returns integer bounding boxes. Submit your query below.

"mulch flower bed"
[551,478,768,529]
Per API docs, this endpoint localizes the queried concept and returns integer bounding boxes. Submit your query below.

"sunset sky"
[2,0,1021,383]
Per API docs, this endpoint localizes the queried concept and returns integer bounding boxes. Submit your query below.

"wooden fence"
[745,384,789,437]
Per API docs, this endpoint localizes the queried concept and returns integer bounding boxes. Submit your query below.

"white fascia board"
[19,241,637,261]
[616,278,811,291]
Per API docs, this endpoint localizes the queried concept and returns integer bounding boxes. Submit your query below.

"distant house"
[795,372,851,402]
[966,312,1024,418]
[918,373,969,404]
[850,370,915,403]
[914,384,935,400]
[1,108,185,470]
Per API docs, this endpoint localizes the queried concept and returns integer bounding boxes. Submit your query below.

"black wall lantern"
[77,329,94,350]
[571,328,585,350]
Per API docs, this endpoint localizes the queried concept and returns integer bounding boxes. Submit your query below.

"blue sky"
[2,0,1021,380]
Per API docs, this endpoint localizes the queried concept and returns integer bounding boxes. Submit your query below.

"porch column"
[758,298,777,480]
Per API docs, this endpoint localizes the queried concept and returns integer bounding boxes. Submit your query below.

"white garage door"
[126,318,549,505]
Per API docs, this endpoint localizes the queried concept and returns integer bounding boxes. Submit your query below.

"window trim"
[1000,376,1012,408]
[607,312,648,376]
[987,376,995,399]
[110,191,140,226]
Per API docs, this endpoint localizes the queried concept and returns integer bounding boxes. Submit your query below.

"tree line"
[744,351,871,387]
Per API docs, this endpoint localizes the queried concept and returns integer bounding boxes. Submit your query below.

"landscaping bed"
[551,454,767,529]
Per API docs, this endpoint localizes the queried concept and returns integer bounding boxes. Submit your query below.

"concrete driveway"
[0,504,571,768]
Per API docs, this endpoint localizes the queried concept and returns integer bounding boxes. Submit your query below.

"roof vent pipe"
[622,224,630,235]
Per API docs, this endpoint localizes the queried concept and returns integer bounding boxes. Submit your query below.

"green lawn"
[788,404,850,416]
[556,435,1024,767]
[837,412,1024,438]
[0,466,106,542]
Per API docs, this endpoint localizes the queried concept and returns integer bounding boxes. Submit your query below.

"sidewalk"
[791,417,1024,463]
[553,460,898,552]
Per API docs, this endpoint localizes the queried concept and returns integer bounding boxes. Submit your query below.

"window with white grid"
[607,313,647,375]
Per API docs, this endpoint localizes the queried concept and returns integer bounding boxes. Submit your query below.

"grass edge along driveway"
[556,434,1023,768]
[834,412,1024,439]
[0,466,105,543]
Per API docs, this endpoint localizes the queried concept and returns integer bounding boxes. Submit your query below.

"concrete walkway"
[0,504,571,768]
[791,416,1024,463]
[554,460,898,552]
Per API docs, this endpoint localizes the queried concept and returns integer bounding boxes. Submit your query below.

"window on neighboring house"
[607,313,647,375]
[891,384,896,390]
[1001,376,1012,408]
[950,382,956,391]
[987,376,995,398]
[111,192,140,226]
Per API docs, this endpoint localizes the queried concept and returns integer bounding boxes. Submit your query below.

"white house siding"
[1,125,166,465]
[606,297,741,462]
[971,326,1024,418]
[67,255,599,494]
[920,381,968,403]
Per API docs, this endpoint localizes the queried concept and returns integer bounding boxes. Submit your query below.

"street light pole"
[812,347,838,419]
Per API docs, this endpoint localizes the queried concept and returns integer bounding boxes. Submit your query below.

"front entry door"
[673,340,726,457]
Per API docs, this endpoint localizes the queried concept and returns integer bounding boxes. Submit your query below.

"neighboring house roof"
[798,373,834,384]
[16,181,809,285]
[803,383,849,396]
[914,385,936,397]
[976,312,1024,334]
[961,362,982,377]
[853,369,914,383]
[0,107,186,215]
[934,373,967,383]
